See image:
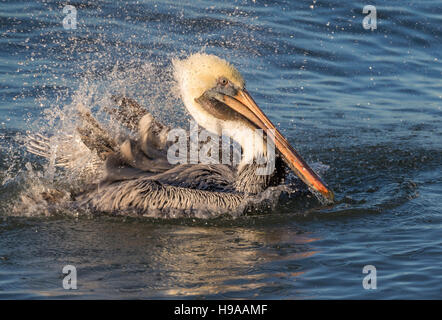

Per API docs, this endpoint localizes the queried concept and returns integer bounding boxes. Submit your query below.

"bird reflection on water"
[59,220,320,298]
[159,226,318,298]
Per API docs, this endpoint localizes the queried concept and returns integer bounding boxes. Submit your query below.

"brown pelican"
[26,53,334,217]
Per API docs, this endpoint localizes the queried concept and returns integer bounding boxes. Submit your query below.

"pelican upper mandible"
[26,53,334,217]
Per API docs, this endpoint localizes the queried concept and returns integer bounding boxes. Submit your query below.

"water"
[0,0,441,299]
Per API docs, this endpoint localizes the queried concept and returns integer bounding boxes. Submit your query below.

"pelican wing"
[78,177,245,217]
[107,95,149,132]
[149,164,235,192]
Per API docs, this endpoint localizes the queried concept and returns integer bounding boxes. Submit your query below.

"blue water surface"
[0,0,441,299]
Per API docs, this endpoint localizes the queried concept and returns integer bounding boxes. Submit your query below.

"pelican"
[26,53,334,217]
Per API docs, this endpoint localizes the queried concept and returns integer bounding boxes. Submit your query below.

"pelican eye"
[218,77,229,86]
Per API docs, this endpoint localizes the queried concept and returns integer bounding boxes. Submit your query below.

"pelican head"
[173,53,334,202]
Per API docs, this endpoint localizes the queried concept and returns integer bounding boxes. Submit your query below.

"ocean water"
[0,0,441,299]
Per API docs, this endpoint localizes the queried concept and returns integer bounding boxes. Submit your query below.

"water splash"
[2,58,185,216]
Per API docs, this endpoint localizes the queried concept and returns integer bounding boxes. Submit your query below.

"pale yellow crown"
[173,53,245,100]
